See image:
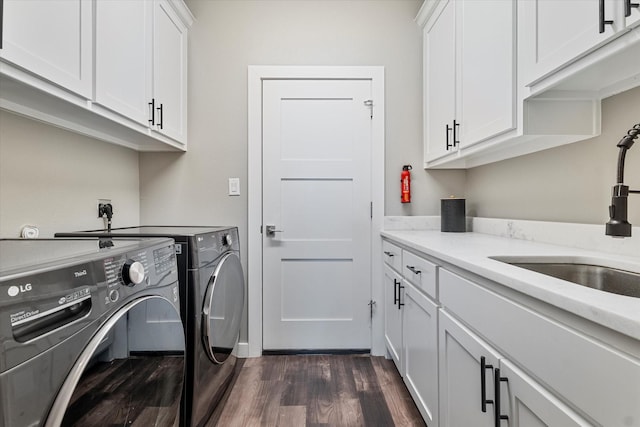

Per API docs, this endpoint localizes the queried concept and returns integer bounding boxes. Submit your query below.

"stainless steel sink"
[490,256,640,298]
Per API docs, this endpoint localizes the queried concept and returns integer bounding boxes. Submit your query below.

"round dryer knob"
[122,260,145,286]
[223,234,233,247]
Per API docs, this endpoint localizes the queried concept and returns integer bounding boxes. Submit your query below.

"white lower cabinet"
[403,282,439,426]
[499,359,591,427]
[439,310,591,427]
[383,242,440,425]
[439,267,640,426]
[382,237,639,427]
[439,311,499,427]
[384,264,403,372]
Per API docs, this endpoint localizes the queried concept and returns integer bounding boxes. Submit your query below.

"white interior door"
[262,79,372,351]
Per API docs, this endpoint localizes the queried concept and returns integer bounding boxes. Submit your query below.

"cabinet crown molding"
[415,0,439,27]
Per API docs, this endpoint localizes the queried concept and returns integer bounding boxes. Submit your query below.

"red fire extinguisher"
[401,165,412,203]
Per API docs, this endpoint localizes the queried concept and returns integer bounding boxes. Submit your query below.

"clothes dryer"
[0,237,184,427]
[56,226,245,427]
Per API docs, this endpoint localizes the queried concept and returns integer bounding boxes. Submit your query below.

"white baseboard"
[234,341,250,358]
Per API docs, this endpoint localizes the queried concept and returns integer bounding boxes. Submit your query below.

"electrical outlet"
[98,199,112,218]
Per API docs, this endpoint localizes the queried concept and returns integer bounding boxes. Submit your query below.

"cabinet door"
[384,265,403,373]
[94,0,153,125]
[1,0,92,98]
[153,0,188,143]
[439,311,500,427]
[424,0,456,163]
[520,0,621,86]
[626,0,640,27]
[499,359,593,427]
[403,284,438,426]
[440,267,640,426]
[456,0,515,148]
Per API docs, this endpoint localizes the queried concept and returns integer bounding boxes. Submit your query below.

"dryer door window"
[202,252,245,364]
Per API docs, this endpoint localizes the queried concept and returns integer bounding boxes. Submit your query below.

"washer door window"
[46,297,185,427]
[202,252,245,364]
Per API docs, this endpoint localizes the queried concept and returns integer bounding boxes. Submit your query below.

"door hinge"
[364,99,373,119]
[370,202,373,219]
[368,299,376,320]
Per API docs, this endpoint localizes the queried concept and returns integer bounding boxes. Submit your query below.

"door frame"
[247,66,385,358]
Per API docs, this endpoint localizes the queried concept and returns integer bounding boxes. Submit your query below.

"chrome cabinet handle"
[383,251,395,257]
[265,225,284,237]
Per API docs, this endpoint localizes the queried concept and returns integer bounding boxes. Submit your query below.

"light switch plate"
[228,178,240,196]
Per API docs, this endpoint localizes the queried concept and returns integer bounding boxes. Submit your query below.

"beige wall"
[139,0,463,228]
[0,110,140,237]
[466,86,640,227]
[139,0,450,343]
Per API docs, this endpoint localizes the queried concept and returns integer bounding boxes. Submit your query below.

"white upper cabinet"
[456,0,515,150]
[521,0,640,91]
[424,0,457,163]
[94,0,189,143]
[0,0,192,151]
[153,0,189,143]
[417,0,634,169]
[95,0,153,126]
[0,0,93,98]
[423,0,515,163]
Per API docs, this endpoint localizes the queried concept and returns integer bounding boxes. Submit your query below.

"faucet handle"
[606,184,632,237]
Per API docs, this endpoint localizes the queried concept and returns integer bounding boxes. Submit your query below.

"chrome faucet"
[606,123,639,237]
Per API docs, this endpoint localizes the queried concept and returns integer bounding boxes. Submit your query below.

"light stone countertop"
[381,229,640,341]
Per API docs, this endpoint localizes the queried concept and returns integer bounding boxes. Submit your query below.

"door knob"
[265,225,284,237]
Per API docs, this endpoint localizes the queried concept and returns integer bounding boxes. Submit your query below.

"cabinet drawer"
[440,268,640,426]
[382,240,402,272]
[402,250,437,299]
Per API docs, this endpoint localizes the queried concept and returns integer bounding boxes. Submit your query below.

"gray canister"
[441,197,466,232]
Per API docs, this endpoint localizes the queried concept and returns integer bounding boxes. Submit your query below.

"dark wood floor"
[62,355,183,427]
[210,354,426,427]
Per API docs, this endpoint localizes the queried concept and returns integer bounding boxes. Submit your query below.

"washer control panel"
[122,260,145,286]
[153,245,176,276]
[104,252,149,289]
[101,242,177,307]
